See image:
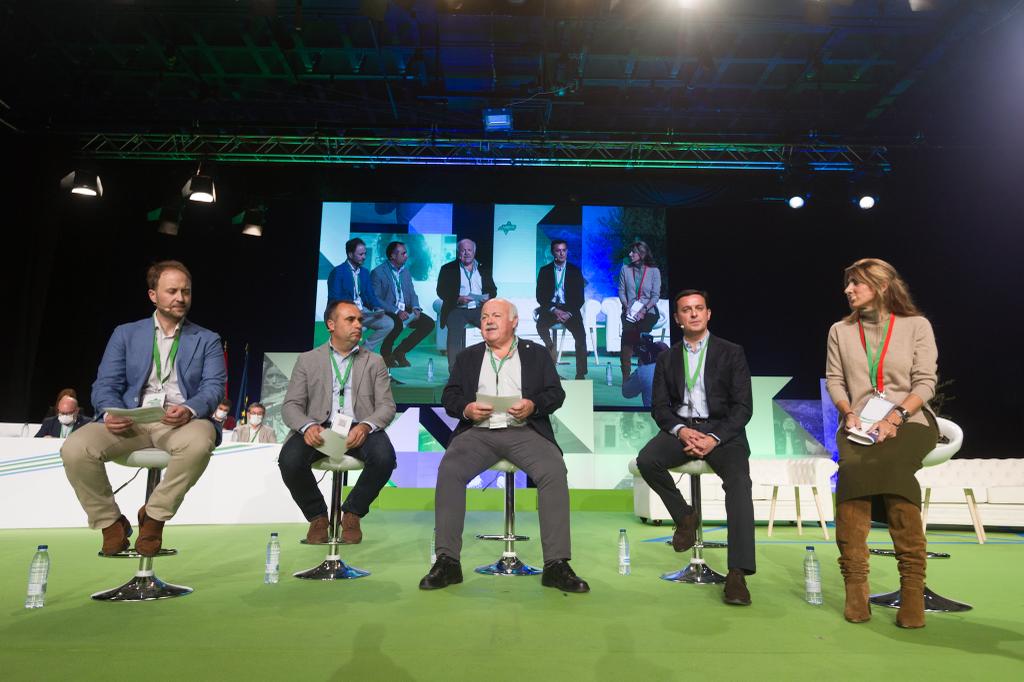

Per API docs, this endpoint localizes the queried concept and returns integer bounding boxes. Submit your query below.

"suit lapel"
[174,322,200,391]
[703,334,719,403]
[351,350,367,403]
[320,345,334,411]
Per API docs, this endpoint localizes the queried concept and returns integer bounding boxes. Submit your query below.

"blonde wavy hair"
[843,258,923,322]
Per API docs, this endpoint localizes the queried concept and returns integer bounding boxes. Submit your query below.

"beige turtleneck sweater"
[826,312,938,428]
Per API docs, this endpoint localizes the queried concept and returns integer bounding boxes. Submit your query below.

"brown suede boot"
[101,514,132,556]
[341,512,362,544]
[136,505,165,557]
[306,515,329,544]
[836,498,872,623]
[885,495,927,629]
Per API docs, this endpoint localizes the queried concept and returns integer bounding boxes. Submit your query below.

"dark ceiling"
[1,0,1021,145]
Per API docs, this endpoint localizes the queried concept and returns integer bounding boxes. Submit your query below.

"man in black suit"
[635,289,755,606]
[35,394,92,438]
[436,238,497,372]
[535,239,588,380]
[419,298,589,594]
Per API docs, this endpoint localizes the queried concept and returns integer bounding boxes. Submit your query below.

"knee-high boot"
[884,494,927,629]
[835,498,872,623]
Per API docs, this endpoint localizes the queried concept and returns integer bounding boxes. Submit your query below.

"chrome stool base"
[661,559,727,585]
[475,554,542,576]
[293,558,370,581]
[91,567,192,602]
[869,585,972,612]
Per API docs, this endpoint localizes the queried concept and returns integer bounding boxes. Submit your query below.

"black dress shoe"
[419,555,463,590]
[672,510,698,552]
[723,568,751,606]
[392,352,411,368]
[541,560,590,593]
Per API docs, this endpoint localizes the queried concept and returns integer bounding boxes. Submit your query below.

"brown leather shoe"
[101,515,132,555]
[135,505,165,557]
[341,512,362,544]
[723,568,752,606]
[307,515,329,544]
[672,510,698,552]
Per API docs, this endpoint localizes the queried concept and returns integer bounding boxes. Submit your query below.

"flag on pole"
[234,343,250,422]
[222,341,230,399]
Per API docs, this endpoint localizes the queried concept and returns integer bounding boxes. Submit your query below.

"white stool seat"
[490,459,517,473]
[313,455,365,473]
[115,448,171,469]
[627,458,713,478]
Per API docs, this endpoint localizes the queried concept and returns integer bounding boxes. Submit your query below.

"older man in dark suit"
[419,298,589,594]
[635,289,755,606]
[436,238,497,372]
[279,300,397,544]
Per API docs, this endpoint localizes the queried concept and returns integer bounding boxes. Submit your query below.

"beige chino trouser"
[60,419,216,529]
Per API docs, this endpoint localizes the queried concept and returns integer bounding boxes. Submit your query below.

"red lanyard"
[857,313,895,394]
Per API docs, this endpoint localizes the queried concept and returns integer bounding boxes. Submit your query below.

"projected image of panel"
[317,201,667,407]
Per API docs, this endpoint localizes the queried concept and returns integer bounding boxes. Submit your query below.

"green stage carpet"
[2,514,1022,680]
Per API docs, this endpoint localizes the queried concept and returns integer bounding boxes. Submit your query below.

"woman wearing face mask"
[616,240,661,382]
[35,389,93,438]
[231,402,277,443]
[826,258,939,629]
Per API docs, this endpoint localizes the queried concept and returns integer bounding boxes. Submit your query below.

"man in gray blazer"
[370,240,436,368]
[279,300,398,544]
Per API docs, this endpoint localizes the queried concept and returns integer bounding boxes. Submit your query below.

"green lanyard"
[249,426,260,443]
[554,265,566,296]
[682,338,708,395]
[152,327,181,385]
[460,262,476,293]
[390,267,403,300]
[330,350,355,411]
[633,266,648,300]
[858,314,895,394]
[487,338,519,391]
[350,266,361,298]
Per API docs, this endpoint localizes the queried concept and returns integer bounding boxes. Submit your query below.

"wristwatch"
[891,406,911,424]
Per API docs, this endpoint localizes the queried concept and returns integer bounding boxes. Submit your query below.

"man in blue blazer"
[326,238,394,353]
[61,261,226,557]
[370,240,436,367]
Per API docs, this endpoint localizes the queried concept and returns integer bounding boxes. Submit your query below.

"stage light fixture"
[858,195,876,210]
[234,207,266,237]
[182,172,216,203]
[148,205,181,236]
[60,170,103,197]
[483,108,513,132]
[788,195,805,209]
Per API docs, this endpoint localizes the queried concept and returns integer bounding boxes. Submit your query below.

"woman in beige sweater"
[826,258,939,629]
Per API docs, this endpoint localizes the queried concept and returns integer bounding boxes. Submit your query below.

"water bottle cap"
[270,532,278,537]
[806,546,814,551]
[38,544,48,550]
[619,528,626,532]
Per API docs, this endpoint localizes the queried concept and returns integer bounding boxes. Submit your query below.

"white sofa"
[917,458,1024,541]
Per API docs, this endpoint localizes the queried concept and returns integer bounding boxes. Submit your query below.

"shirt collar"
[329,342,360,360]
[683,333,709,353]
[152,311,183,337]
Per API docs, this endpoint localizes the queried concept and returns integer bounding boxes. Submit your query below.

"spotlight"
[234,207,265,237]
[60,170,103,197]
[148,205,181,236]
[482,108,513,132]
[788,195,805,209]
[857,195,876,210]
[182,172,216,203]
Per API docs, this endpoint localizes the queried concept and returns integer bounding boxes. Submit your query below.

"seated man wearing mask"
[36,393,92,438]
[231,402,276,443]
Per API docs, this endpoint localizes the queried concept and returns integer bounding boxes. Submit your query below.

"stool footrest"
[660,559,727,584]
[91,574,192,601]
[475,555,542,576]
[869,548,951,559]
[869,585,972,612]
[97,548,178,559]
[293,558,370,581]
[299,537,344,546]
[475,533,530,542]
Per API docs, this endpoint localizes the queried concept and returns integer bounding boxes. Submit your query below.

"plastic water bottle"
[617,529,631,575]
[25,545,50,609]
[803,546,822,605]
[427,358,435,382]
[430,527,437,565]
[605,362,613,386]
[264,532,281,584]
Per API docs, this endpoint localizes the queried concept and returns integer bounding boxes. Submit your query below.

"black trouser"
[636,429,756,575]
[536,308,588,378]
[380,311,436,360]
[278,430,397,520]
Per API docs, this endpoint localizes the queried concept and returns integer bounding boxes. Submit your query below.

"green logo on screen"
[498,221,517,236]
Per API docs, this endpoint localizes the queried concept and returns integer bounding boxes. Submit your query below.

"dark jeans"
[381,311,436,359]
[536,308,588,378]
[636,430,756,574]
[278,429,397,520]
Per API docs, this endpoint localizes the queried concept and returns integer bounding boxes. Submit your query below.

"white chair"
[869,417,971,613]
[474,460,540,576]
[759,458,838,540]
[294,454,369,580]
[582,299,602,367]
[628,458,726,585]
[600,297,623,353]
[91,449,192,602]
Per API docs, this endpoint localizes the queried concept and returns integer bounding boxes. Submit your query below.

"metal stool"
[629,458,726,585]
[294,455,369,580]
[475,460,541,576]
[91,449,192,602]
[869,417,971,613]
